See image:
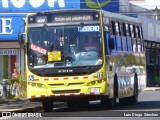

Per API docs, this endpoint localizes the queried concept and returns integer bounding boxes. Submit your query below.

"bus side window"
[136,26,141,52]
[120,22,127,51]
[115,22,120,35]
[130,24,137,52]
[111,21,116,35]
[125,23,132,52]
[110,21,117,50]
[115,22,122,51]
[130,24,135,38]
[139,26,144,52]
[119,22,124,36]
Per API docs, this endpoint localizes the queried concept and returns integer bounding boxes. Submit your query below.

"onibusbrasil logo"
[85,0,111,9]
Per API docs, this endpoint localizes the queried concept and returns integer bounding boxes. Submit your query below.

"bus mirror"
[18,33,25,46]
[108,38,115,50]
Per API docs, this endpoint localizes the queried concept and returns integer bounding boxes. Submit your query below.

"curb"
[144,87,160,91]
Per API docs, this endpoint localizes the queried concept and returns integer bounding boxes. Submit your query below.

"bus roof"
[101,10,141,24]
[27,9,141,24]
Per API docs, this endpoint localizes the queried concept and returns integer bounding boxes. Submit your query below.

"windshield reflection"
[28,25,102,68]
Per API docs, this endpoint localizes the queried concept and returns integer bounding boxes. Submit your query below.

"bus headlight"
[87,79,104,86]
[91,81,96,85]
[29,82,46,88]
[37,83,43,88]
[31,83,36,87]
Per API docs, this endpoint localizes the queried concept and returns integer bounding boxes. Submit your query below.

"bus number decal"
[97,72,103,79]
[78,26,99,32]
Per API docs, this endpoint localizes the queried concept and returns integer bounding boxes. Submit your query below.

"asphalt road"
[1,90,160,120]
[40,91,160,117]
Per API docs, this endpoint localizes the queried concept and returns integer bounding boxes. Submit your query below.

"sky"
[130,0,160,10]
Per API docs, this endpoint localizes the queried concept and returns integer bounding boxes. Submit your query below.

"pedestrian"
[2,79,8,99]
[11,68,20,96]
[147,60,155,86]
[83,35,99,51]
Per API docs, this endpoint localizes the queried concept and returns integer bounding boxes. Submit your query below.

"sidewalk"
[143,86,160,91]
[0,87,160,112]
[0,98,42,112]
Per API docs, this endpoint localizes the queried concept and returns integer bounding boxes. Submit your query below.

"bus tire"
[42,100,53,112]
[130,74,138,104]
[114,74,118,102]
[119,74,138,105]
[100,74,117,109]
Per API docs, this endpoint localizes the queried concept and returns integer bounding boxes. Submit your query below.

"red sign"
[31,44,47,54]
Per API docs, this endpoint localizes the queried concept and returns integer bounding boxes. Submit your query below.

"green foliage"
[6,71,27,99]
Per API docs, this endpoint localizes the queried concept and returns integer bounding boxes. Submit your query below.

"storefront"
[0,14,26,80]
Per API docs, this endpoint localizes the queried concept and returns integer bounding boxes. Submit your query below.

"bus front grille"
[48,82,85,87]
[52,90,80,94]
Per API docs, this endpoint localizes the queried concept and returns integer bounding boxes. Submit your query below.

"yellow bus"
[18,9,146,112]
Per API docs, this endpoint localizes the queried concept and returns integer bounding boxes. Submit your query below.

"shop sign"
[0,0,80,12]
[0,49,18,55]
[0,14,26,41]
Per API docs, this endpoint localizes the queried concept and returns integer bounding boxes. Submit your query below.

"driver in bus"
[84,35,99,51]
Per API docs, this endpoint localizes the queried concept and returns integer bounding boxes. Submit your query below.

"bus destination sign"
[53,14,93,22]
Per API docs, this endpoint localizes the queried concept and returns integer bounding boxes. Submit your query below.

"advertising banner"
[80,0,119,12]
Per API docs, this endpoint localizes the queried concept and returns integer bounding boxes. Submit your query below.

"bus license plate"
[90,88,100,93]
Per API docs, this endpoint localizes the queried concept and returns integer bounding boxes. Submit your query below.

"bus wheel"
[100,97,115,109]
[130,74,138,104]
[119,74,138,105]
[42,100,53,112]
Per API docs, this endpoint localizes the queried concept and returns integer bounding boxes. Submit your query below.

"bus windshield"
[27,24,102,69]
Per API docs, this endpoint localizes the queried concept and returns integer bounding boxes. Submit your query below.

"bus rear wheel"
[130,75,138,104]
[42,100,53,112]
[119,74,138,105]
